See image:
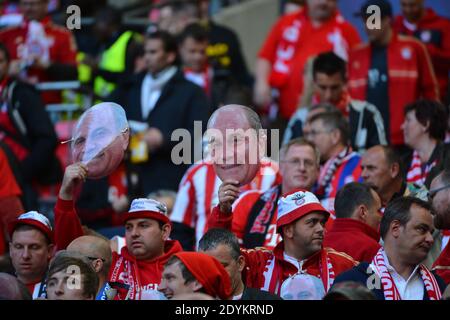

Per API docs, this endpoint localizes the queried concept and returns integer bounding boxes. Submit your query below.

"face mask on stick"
[69,102,130,179]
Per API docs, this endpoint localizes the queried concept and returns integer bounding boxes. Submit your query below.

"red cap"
[174,252,232,300]
[276,189,329,231]
[8,211,54,243]
[121,198,171,225]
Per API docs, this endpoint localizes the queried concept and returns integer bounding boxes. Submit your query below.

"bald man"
[0,273,32,300]
[67,236,113,300]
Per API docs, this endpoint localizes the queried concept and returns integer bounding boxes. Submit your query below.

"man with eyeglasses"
[208,138,320,250]
[430,169,450,284]
[304,111,362,223]
[67,236,113,300]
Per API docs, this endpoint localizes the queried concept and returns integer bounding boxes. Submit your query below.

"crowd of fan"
[0,0,450,300]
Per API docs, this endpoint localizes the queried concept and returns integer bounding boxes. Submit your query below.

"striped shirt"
[171,159,281,249]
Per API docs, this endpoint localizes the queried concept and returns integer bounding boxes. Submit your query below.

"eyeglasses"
[281,159,317,169]
[87,256,106,262]
[427,184,450,201]
[303,129,332,138]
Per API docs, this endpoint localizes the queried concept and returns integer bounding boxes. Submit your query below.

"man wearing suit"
[109,30,210,196]
[199,228,282,300]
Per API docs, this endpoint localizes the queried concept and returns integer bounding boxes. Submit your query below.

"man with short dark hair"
[333,196,447,299]
[159,252,232,300]
[110,30,209,194]
[283,51,387,151]
[8,211,54,299]
[361,145,408,208]
[324,182,382,262]
[430,169,450,284]
[304,111,362,217]
[198,228,282,300]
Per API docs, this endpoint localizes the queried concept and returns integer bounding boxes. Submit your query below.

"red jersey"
[393,8,450,102]
[0,16,77,103]
[348,32,439,145]
[323,218,381,263]
[171,159,281,249]
[259,8,360,119]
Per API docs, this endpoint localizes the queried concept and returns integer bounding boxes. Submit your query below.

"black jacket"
[109,69,210,195]
[332,262,448,300]
[0,79,58,182]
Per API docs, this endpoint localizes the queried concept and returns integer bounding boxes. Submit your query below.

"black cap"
[355,0,393,19]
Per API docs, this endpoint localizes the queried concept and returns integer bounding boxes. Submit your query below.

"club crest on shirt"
[401,47,412,60]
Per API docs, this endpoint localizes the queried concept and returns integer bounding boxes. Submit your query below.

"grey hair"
[198,228,241,261]
[207,104,262,131]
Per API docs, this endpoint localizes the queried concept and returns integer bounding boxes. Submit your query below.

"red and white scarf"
[406,150,437,187]
[183,66,212,97]
[109,256,143,300]
[265,249,335,295]
[371,248,442,300]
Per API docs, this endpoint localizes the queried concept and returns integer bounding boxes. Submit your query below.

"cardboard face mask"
[71,102,129,179]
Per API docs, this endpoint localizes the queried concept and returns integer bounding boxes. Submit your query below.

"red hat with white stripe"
[276,189,329,231]
[8,211,54,243]
[121,198,170,225]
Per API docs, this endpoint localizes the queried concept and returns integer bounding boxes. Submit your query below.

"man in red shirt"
[324,182,382,262]
[348,0,439,146]
[0,0,78,103]
[393,0,450,104]
[54,163,183,300]
[254,0,361,123]
[210,189,356,298]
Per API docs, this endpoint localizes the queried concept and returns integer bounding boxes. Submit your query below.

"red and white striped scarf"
[406,150,437,187]
[371,248,442,300]
[109,256,142,300]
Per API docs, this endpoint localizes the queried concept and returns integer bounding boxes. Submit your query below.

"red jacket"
[0,17,77,103]
[323,218,381,263]
[53,197,183,299]
[348,32,439,145]
[259,8,360,119]
[208,206,357,295]
[393,8,450,102]
[433,241,450,285]
[240,242,356,295]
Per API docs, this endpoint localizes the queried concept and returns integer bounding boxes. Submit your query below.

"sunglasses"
[427,184,450,201]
